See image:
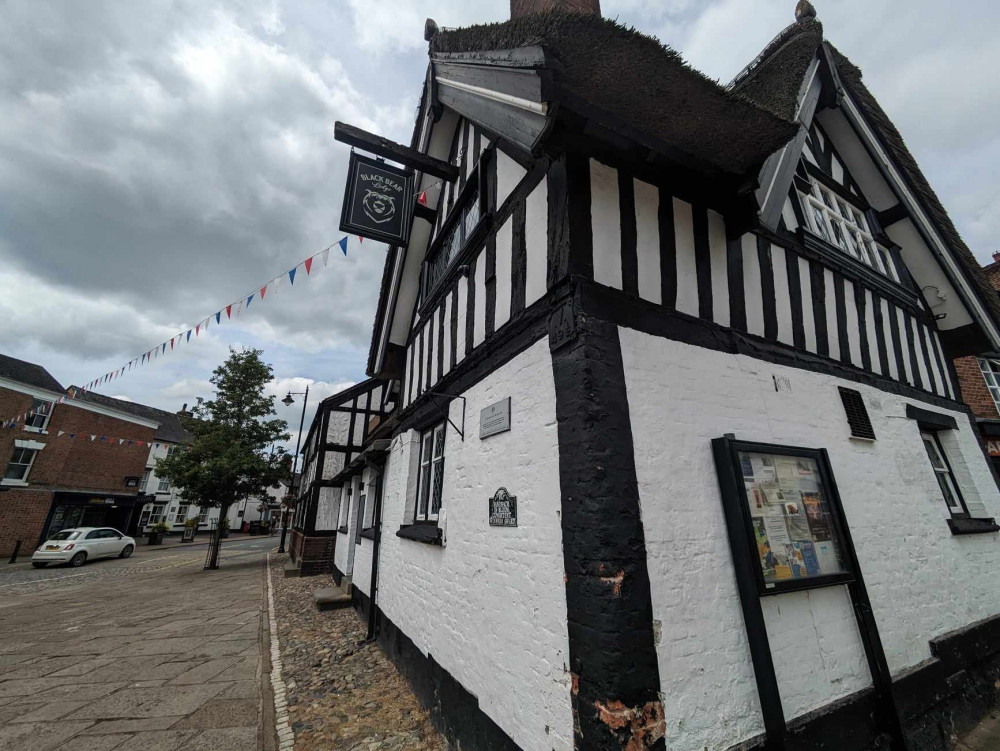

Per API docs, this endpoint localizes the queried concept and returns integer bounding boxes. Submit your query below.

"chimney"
[510,0,600,18]
[177,402,192,418]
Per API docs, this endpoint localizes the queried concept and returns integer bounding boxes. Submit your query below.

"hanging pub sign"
[488,487,518,527]
[339,152,414,246]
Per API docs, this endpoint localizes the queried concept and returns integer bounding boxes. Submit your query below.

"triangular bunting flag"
[338,237,348,256]
[259,285,267,300]
[247,293,254,308]
[215,311,221,324]
[119,439,124,445]
[161,342,166,354]
[195,323,200,336]
[358,235,363,244]
[57,430,65,437]
[304,257,313,275]
[170,338,174,350]
[418,191,427,205]
[90,435,96,441]
[187,330,192,342]
[226,304,232,319]
[68,433,75,439]
[288,267,296,285]
[321,248,330,266]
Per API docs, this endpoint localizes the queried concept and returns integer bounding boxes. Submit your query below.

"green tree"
[156,347,290,568]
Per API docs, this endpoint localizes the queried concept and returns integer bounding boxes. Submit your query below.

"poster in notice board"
[740,451,848,589]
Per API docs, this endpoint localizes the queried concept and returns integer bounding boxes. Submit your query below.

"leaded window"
[415,423,446,521]
[799,178,898,281]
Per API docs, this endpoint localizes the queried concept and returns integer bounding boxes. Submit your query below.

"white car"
[31,527,136,568]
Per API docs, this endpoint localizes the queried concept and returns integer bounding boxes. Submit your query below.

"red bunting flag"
[304,257,313,275]
[195,323,200,336]
[418,191,427,205]
[358,235,363,244]
[260,285,267,300]
[226,304,232,319]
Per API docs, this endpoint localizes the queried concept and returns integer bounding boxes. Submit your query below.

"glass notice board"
[739,451,849,589]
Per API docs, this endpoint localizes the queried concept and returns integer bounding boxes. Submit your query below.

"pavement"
[0,536,277,751]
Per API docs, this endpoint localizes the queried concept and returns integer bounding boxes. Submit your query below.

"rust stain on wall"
[593,699,665,750]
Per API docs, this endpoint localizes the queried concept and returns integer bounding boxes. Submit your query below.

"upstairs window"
[979,359,1000,414]
[157,476,171,493]
[799,178,898,281]
[24,399,52,431]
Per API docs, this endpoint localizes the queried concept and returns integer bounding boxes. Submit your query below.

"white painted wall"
[375,338,573,750]
[619,326,1000,751]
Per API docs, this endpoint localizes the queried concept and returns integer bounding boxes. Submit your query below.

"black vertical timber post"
[550,309,665,750]
[711,437,786,749]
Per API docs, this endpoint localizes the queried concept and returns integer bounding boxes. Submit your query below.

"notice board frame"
[711,436,907,751]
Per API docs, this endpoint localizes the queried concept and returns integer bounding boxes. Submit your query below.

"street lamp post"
[278,385,309,554]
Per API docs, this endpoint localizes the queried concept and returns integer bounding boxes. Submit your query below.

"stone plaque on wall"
[479,397,510,439]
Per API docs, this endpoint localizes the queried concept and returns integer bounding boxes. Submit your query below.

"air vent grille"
[839,386,876,440]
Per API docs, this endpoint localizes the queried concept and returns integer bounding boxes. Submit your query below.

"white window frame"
[141,468,151,492]
[157,476,171,493]
[23,399,53,433]
[3,446,38,484]
[149,503,167,525]
[920,431,968,518]
[799,178,898,282]
[175,504,189,524]
[415,423,446,521]
[978,359,1000,415]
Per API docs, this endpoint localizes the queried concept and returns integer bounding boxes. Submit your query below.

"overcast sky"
[2,0,997,450]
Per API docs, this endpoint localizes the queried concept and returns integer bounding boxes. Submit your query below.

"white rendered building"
[294,3,1000,750]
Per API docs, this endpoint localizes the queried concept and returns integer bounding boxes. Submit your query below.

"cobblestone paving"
[0,539,274,751]
[269,554,446,751]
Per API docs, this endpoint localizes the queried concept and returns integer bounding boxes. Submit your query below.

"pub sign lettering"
[339,152,414,246]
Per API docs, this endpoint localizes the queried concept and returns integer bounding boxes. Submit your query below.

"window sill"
[396,523,442,546]
[0,479,28,487]
[948,517,1000,536]
[359,527,375,540]
[23,427,48,435]
[337,525,348,534]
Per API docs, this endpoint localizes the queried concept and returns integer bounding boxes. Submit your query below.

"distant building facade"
[0,354,157,554]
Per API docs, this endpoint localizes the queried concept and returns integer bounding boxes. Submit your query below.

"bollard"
[8,538,22,564]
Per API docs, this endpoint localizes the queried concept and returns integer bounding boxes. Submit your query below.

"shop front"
[41,491,143,542]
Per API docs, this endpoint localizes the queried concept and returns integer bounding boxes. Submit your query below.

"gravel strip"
[269,553,446,750]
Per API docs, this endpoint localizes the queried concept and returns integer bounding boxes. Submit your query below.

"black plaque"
[339,152,414,246]
[488,487,517,527]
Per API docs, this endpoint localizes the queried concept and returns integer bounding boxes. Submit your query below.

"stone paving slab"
[0,539,272,751]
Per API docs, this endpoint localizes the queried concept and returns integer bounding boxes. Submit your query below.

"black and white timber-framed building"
[291,2,1000,749]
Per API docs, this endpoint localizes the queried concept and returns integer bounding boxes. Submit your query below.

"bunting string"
[1,234,364,431]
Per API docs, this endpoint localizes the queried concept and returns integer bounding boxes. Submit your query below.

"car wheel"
[119,544,134,559]
[31,562,47,568]
[69,551,87,567]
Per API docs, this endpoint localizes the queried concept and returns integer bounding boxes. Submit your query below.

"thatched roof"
[730,18,823,120]
[431,12,798,176]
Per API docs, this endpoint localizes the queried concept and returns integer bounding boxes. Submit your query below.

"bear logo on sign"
[362,189,396,225]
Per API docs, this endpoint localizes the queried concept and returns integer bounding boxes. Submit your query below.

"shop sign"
[488,487,517,527]
[986,439,1000,457]
[124,476,140,488]
[480,397,510,439]
[339,152,414,246]
[89,497,116,505]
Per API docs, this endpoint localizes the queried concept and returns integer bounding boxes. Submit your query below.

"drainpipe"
[365,442,390,642]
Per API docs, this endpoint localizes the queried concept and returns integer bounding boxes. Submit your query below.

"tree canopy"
[155,348,290,515]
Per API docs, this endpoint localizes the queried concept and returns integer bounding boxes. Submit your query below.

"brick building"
[952,251,1000,476]
[0,354,159,555]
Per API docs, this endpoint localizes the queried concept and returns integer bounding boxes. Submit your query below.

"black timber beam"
[334,121,459,182]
